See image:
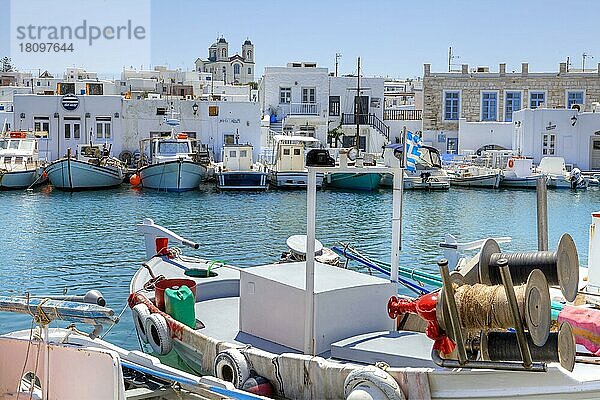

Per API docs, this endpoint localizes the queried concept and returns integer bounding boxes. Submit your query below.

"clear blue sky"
[1,0,599,79]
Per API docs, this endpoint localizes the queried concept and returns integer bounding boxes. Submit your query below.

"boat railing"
[137,218,200,259]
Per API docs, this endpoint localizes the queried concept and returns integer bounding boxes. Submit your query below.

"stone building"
[195,37,255,85]
[422,62,600,153]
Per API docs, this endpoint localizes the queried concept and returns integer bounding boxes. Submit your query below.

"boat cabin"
[272,135,320,172]
[222,144,254,172]
[147,137,194,164]
[383,144,443,170]
[0,136,39,170]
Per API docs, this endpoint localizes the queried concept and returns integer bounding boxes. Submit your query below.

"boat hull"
[139,160,206,192]
[0,168,41,189]
[216,171,269,190]
[269,171,324,189]
[326,172,381,191]
[449,173,501,189]
[46,159,123,191]
[500,176,541,188]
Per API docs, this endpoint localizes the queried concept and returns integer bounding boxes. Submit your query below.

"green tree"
[0,57,14,72]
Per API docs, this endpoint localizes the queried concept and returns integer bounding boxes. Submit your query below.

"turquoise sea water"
[1,184,599,349]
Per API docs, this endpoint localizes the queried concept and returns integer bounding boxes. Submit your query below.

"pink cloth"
[558,305,600,356]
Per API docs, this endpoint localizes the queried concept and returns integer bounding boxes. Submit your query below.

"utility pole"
[583,53,593,72]
[335,53,342,77]
[566,56,570,72]
[448,46,452,72]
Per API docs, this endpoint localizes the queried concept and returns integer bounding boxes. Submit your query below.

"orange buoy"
[41,171,48,179]
[508,159,514,168]
[130,173,141,186]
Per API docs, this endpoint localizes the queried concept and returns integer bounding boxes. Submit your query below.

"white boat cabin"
[222,144,254,172]
[146,135,194,164]
[0,133,40,171]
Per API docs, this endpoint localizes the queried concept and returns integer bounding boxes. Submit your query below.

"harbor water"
[0,184,598,349]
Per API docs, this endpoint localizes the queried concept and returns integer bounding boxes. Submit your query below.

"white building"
[258,62,389,152]
[513,107,600,170]
[384,79,423,110]
[195,38,255,85]
[13,94,261,163]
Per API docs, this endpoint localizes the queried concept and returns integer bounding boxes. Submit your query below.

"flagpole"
[390,127,407,288]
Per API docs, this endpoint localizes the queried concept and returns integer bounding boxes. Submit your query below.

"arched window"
[247,50,252,59]
[233,64,240,75]
[221,49,226,58]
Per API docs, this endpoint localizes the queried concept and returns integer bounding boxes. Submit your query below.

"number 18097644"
[18,43,74,52]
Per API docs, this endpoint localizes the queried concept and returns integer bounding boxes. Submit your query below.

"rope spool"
[480,322,575,372]
[479,233,578,302]
[437,269,551,346]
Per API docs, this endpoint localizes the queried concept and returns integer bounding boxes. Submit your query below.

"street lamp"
[192,102,198,116]
[571,115,578,126]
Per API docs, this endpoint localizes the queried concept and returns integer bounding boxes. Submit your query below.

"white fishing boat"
[45,143,124,191]
[266,135,324,189]
[215,143,268,190]
[0,132,46,189]
[447,165,502,189]
[0,295,267,400]
[536,156,587,189]
[134,113,208,193]
[381,144,450,190]
[500,157,544,188]
[128,160,600,399]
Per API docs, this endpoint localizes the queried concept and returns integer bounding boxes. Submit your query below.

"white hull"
[269,170,324,188]
[46,159,123,190]
[449,173,501,188]
[0,168,41,189]
[139,160,206,192]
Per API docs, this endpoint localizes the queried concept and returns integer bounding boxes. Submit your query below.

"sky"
[1,0,599,79]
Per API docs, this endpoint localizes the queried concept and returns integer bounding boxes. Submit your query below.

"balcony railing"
[384,109,422,121]
[341,113,390,140]
[282,102,319,116]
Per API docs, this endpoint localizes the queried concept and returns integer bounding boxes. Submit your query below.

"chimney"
[461,64,468,74]
[499,63,506,76]
[559,62,567,74]
[424,63,430,77]
[597,62,600,76]
[521,63,528,75]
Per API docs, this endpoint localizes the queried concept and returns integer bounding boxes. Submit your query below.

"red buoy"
[242,375,274,397]
[130,173,141,186]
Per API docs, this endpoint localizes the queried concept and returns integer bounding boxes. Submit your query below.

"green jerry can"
[164,285,196,328]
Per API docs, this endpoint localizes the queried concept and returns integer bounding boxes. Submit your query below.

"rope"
[101,302,129,339]
[454,283,526,332]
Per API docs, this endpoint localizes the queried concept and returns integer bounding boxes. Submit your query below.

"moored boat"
[0,132,46,189]
[45,144,124,191]
[536,156,587,189]
[266,135,324,189]
[215,143,268,190]
[500,157,544,188]
[447,165,502,188]
[136,134,207,192]
[381,144,450,190]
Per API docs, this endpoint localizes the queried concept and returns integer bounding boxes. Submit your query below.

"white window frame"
[542,133,556,156]
[565,90,585,110]
[442,90,461,121]
[529,90,547,109]
[504,90,523,122]
[33,116,50,138]
[279,87,291,104]
[480,90,499,122]
[95,117,112,140]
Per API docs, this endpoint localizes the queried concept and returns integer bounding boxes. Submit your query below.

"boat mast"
[355,57,360,152]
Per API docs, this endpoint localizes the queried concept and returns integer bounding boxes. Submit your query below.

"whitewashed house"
[512,106,600,170]
[258,62,389,153]
[12,94,261,163]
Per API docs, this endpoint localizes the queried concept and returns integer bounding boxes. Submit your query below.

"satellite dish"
[286,235,323,257]
[347,147,358,162]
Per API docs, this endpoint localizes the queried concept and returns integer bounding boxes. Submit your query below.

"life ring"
[344,366,405,400]
[144,313,172,355]
[508,159,514,168]
[214,348,251,389]
[132,303,151,343]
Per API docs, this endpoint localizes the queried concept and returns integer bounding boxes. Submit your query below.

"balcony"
[384,109,422,121]
[282,102,320,116]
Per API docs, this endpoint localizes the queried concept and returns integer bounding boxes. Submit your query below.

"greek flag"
[405,131,423,172]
